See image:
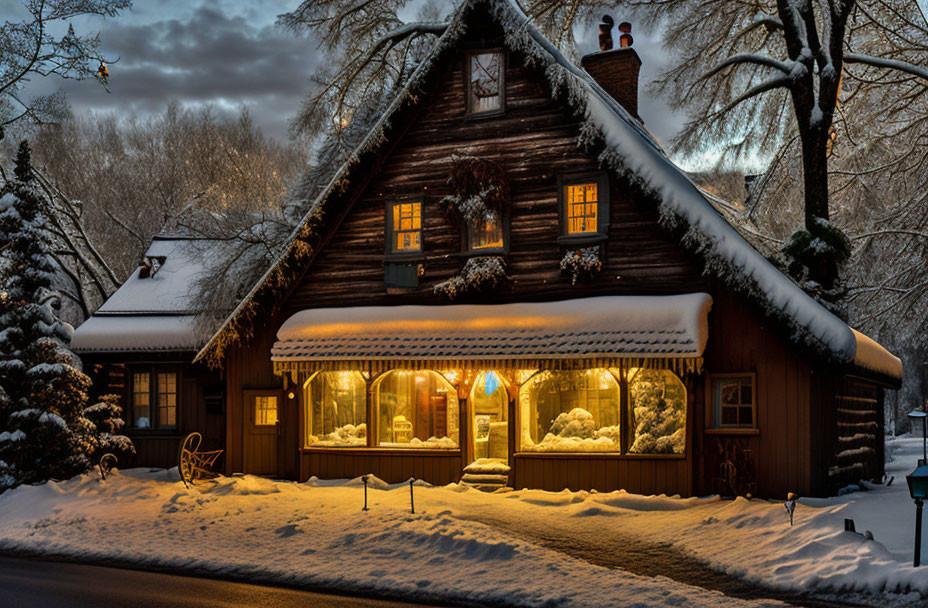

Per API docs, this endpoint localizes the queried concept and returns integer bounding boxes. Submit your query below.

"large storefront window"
[374,370,460,449]
[627,368,687,454]
[304,371,367,447]
[519,369,620,452]
[471,371,508,460]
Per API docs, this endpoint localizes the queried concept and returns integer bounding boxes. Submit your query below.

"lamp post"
[909,409,928,466]
[906,464,928,567]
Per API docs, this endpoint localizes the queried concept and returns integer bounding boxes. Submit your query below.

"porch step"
[461,459,511,492]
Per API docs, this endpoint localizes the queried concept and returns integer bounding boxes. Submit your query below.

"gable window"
[558,172,610,242]
[389,202,422,253]
[709,374,756,430]
[466,50,504,116]
[131,368,178,429]
[468,212,504,250]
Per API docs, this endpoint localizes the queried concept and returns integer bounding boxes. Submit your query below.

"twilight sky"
[0,0,685,146]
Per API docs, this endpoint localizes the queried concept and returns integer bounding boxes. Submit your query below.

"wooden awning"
[271,294,711,375]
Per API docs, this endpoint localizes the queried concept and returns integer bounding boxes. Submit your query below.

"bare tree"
[0,0,131,131]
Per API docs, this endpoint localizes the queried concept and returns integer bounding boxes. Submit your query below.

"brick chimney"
[581,19,642,119]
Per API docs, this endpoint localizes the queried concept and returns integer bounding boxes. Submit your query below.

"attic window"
[139,255,166,278]
[466,50,504,116]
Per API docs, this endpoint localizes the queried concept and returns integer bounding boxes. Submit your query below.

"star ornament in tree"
[96,62,109,84]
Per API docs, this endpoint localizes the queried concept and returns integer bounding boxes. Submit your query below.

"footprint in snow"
[275,524,304,538]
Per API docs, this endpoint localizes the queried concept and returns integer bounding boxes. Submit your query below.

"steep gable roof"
[192,0,900,385]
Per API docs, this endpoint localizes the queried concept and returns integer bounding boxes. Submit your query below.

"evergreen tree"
[0,141,131,491]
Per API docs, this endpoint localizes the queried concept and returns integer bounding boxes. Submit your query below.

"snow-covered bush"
[560,247,602,284]
[439,154,509,224]
[531,408,620,452]
[434,255,508,299]
[82,394,136,462]
[0,142,132,491]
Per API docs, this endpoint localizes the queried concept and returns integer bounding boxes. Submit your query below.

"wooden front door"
[243,390,281,476]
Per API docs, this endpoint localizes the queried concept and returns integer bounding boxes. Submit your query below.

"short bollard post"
[362,475,369,511]
[409,478,415,514]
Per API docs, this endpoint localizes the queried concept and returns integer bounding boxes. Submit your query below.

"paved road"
[0,555,448,608]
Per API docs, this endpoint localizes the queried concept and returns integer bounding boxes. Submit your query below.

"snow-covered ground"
[0,436,926,606]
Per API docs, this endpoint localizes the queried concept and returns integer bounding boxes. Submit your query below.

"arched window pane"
[471,371,508,460]
[375,371,459,449]
[519,369,619,452]
[628,368,687,454]
[304,372,367,447]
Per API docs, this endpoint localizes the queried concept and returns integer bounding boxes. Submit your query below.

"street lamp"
[909,410,928,466]
[906,464,928,567]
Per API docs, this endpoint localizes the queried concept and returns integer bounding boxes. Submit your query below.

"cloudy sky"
[1,0,685,145]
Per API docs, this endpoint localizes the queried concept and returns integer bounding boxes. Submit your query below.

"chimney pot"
[598,15,614,52]
[618,22,633,48]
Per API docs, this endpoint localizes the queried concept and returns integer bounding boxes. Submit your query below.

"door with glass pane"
[243,390,281,476]
[470,371,509,462]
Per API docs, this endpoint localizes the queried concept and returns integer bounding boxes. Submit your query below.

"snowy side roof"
[272,294,713,362]
[193,0,901,385]
[72,236,233,354]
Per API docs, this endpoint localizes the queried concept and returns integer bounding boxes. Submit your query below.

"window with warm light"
[627,368,686,454]
[566,183,599,234]
[373,370,459,449]
[131,369,178,429]
[390,202,422,252]
[468,212,504,250]
[558,173,609,240]
[466,51,504,116]
[519,369,620,452]
[255,395,279,426]
[304,371,367,447]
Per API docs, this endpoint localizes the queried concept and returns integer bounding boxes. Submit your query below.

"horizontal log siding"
[512,456,690,495]
[283,53,705,313]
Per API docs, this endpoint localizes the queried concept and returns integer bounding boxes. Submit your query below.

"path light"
[784,492,797,526]
[362,475,370,511]
[909,408,927,465]
[906,464,928,567]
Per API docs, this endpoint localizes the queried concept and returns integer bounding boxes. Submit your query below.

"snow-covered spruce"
[560,246,602,285]
[433,256,508,299]
[0,143,132,491]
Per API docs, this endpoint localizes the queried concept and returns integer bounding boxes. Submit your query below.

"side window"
[710,374,756,429]
[467,212,504,251]
[388,202,422,253]
[132,372,151,428]
[131,368,179,430]
[466,50,504,116]
[558,172,610,242]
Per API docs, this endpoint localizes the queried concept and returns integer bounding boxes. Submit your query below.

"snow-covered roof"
[72,236,231,354]
[193,0,900,385]
[272,294,712,363]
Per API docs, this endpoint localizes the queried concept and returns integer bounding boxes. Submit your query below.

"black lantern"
[906,464,928,567]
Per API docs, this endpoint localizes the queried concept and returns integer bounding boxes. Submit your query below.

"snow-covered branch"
[844,53,928,82]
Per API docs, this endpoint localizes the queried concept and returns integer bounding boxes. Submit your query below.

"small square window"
[389,202,422,253]
[255,395,278,426]
[468,211,504,250]
[711,375,755,429]
[466,51,504,116]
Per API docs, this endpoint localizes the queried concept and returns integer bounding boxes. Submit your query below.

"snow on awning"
[71,315,206,353]
[851,329,903,382]
[272,294,712,374]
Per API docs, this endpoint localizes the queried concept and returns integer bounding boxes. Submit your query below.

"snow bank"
[0,470,786,608]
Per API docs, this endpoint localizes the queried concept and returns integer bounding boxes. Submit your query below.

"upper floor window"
[710,374,756,430]
[388,201,422,253]
[468,212,504,250]
[466,50,504,116]
[558,172,610,242]
[131,369,178,429]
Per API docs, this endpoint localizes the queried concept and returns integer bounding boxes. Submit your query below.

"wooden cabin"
[72,0,902,498]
